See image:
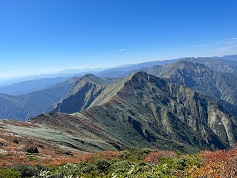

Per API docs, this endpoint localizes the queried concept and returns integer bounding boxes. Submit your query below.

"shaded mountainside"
[31,72,237,153]
[49,74,119,114]
[0,77,71,95]
[185,57,237,76]
[147,60,237,107]
[0,78,78,121]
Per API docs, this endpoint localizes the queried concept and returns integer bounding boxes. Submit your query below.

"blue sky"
[0,0,237,80]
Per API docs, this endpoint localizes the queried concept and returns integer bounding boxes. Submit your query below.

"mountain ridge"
[49,74,119,114]
[31,71,237,153]
[147,60,237,107]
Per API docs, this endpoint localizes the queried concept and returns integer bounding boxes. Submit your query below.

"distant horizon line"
[0,54,236,85]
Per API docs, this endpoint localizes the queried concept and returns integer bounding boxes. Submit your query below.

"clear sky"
[0,0,237,80]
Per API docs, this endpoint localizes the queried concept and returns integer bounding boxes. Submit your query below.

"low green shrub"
[121,148,151,162]
[0,168,21,178]
[0,153,5,158]
[14,164,45,178]
[95,159,110,173]
[109,160,132,176]
[26,154,39,161]
[0,149,204,177]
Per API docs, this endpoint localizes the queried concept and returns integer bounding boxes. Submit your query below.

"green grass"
[0,154,5,158]
[26,154,39,161]
[0,168,20,178]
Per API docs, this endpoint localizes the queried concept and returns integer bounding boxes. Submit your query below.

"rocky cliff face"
[49,74,118,114]
[50,79,106,114]
[185,57,237,76]
[147,60,237,107]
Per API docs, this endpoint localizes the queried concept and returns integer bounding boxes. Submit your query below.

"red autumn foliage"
[188,147,237,177]
[144,150,177,165]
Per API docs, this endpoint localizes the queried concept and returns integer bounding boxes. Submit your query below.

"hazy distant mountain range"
[0,77,72,95]
[1,55,237,153]
[1,55,237,95]
[1,55,237,121]
[0,78,78,120]
[0,59,179,94]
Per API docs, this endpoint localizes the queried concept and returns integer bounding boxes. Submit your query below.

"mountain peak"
[129,71,167,88]
[131,71,149,79]
[84,73,96,77]
[80,73,98,83]
[49,74,120,114]
[79,73,118,86]
[172,60,206,69]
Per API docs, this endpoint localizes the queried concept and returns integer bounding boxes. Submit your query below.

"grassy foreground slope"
[1,145,237,177]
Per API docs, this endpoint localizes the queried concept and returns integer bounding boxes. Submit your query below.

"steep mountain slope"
[49,74,119,114]
[147,60,237,107]
[185,57,237,76]
[31,72,237,153]
[0,78,78,121]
